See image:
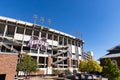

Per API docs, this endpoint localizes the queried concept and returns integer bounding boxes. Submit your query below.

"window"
[31,49,37,53]
[34,30,39,36]
[16,27,24,34]
[6,25,15,37]
[0,24,5,35]
[59,36,63,45]
[41,31,46,38]
[48,33,52,40]
[0,74,6,80]
[78,42,81,47]
[47,50,52,54]
[64,38,67,45]
[72,40,75,45]
[54,35,58,41]
[68,39,71,44]
[25,28,32,35]
[112,60,117,64]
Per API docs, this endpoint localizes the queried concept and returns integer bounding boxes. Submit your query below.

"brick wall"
[47,55,52,67]
[0,53,18,80]
[100,57,120,67]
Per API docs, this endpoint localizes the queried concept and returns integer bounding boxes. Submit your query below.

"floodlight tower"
[40,16,44,25]
[33,14,38,24]
[76,32,82,39]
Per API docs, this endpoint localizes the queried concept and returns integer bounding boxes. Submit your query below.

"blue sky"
[0,0,120,60]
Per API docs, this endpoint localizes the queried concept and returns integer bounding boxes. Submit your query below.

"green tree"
[52,69,60,75]
[78,60,87,72]
[87,60,102,73]
[78,60,102,73]
[102,59,120,80]
[64,68,71,74]
[17,54,38,77]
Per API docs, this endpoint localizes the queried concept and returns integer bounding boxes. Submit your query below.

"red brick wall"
[68,58,71,67]
[0,53,18,80]
[100,57,120,67]
[37,70,44,74]
[48,55,52,67]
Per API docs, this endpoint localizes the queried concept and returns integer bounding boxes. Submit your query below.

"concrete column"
[46,31,48,39]
[21,24,26,53]
[13,22,17,39]
[3,21,8,37]
[39,30,41,38]
[45,32,48,54]
[77,59,80,67]
[38,29,41,54]
[51,33,54,55]
[32,25,35,36]
[68,58,72,67]
[66,37,68,45]
[47,55,52,67]
[62,36,64,46]
[58,34,60,45]
[68,58,73,73]
[44,57,46,68]
[37,56,39,63]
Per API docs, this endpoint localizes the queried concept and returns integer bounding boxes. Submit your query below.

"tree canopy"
[78,60,102,73]
[102,59,120,80]
[17,54,38,76]
[78,60,87,72]
[87,60,102,73]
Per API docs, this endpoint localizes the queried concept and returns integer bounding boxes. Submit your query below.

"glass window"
[34,30,39,36]
[48,33,52,40]
[72,40,75,45]
[68,39,71,44]
[16,27,24,34]
[64,38,67,45]
[54,35,58,41]
[59,36,63,45]
[41,31,46,38]
[6,25,15,37]
[25,28,32,35]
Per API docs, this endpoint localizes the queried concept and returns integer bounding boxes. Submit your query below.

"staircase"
[4,37,22,45]
[0,42,18,53]
[52,50,67,57]
[52,46,69,65]
[52,57,68,65]
[52,46,68,50]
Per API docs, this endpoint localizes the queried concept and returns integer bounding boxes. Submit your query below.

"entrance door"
[0,74,6,80]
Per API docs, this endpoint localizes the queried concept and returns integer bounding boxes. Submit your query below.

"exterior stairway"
[0,42,18,53]
[52,57,68,65]
[52,50,67,57]
[52,46,68,65]
[52,46,68,50]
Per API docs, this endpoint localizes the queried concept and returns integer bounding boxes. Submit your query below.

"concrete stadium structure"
[0,16,84,75]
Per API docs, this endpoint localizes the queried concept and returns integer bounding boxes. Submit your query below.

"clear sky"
[0,0,120,60]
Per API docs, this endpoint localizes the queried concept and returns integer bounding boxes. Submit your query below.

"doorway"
[0,74,6,80]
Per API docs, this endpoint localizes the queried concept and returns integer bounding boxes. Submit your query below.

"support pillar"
[47,54,52,74]
[68,58,73,73]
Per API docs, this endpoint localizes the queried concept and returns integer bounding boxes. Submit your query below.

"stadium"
[0,16,84,75]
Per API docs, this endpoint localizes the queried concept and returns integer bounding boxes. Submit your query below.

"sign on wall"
[29,36,49,51]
